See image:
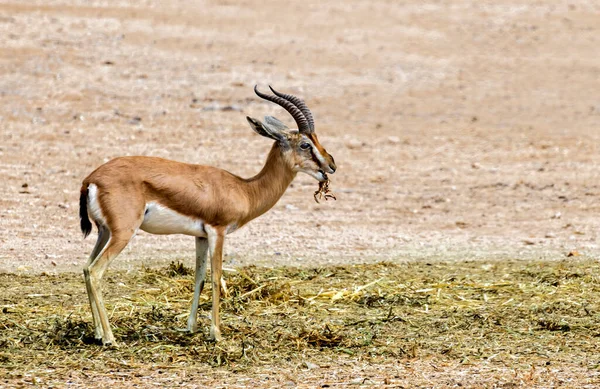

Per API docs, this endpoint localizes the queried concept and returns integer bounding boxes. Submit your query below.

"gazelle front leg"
[187,237,209,333]
[206,225,225,341]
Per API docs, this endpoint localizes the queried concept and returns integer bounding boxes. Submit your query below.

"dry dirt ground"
[1,0,599,387]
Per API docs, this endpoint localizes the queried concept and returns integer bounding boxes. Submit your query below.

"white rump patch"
[87,184,106,226]
[140,202,207,237]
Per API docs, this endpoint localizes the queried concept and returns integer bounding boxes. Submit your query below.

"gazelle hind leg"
[89,225,110,260]
[85,225,111,340]
[83,230,135,346]
[187,237,209,333]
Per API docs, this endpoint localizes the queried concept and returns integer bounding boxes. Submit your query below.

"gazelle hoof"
[209,329,222,342]
[101,338,118,348]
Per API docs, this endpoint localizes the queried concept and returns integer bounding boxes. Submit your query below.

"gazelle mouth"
[319,170,328,181]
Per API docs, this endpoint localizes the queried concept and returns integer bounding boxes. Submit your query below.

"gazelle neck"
[244,143,296,223]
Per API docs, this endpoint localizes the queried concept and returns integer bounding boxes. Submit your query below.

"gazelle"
[79,86,337,345]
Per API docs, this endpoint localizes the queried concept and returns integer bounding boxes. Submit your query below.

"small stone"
[345,139,363,149]
[303,361,319,370]
[349,378,369,385]
[202,102,220,111]
[221,105,242,112]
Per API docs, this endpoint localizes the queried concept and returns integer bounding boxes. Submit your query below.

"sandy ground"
[1,0,599,274]
[1,0,600,386]
[1,0,600,274]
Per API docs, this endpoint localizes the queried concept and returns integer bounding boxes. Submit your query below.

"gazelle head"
[247,86,337,182]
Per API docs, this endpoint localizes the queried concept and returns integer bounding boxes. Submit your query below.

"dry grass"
[1,259,600,387]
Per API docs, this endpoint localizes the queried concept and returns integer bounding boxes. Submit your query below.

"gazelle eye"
[300,142,311,150]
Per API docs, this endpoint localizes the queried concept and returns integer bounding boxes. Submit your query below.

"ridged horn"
[254,85,310,133]
[269,85,315,132]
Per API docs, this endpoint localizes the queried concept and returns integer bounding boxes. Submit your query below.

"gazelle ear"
[263,116,298,135]
[246,116,285,141]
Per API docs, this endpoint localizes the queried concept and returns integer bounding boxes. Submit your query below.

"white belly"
[140,202,207,237]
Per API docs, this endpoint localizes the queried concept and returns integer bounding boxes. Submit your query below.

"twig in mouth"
[314,179,337,203]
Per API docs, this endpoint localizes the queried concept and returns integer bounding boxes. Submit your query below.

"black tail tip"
[79,188,92,238]
[81,219,92,239]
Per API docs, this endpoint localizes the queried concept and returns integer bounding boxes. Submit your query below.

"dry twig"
[314,179,337,203]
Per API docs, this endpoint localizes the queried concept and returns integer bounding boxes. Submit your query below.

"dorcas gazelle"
[79,86,337,345]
